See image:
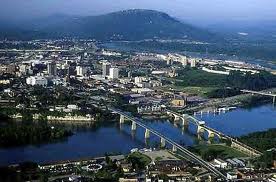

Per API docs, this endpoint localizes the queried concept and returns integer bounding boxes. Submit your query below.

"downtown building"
[109,67,119,79]
[47,62,57,76]
[102,62,111,77]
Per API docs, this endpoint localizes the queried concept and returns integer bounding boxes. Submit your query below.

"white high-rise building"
[76,66,87,76]
[190,59,197,67]
[181,56,188,66]
[109,67,119,79]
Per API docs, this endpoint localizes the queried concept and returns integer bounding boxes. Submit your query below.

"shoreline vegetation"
[175,67,276,95]
[0,119,73,148]
[0,107,118,149]
[239,128,276,152]
[238,129,276,168]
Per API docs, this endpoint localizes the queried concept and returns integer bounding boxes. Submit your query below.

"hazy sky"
[1,0,276,22]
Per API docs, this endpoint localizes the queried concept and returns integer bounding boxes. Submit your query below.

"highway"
[110,108,227,180]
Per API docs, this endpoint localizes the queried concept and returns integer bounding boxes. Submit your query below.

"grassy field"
[171,86,218,97]
[127,152,152,168]
[176,68,228,88]
[192,144,248,160]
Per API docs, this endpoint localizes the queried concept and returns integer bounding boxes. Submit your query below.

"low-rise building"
[26,76,48,86]
[214,159,227,169]
[227,172,238,180]
[148,160,193,180]
[171,98,187,107]
[137,104,162,114]
[131,88,154,94]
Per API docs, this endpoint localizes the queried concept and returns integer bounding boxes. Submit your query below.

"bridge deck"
[241,89,276,97]
[166,109,262,156]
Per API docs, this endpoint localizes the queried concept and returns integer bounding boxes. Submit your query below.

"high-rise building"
[128,71,132,78]
[102,62,111,77]
[166,59,173,65]
[181,56,188,66]
[47,62,57,76]
[76,66,87,76]
[109,67,119,79]
[190,59,197,67]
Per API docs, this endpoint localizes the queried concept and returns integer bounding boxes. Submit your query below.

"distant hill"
[0,9,221,41]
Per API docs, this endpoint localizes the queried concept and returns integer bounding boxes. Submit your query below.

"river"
[0,104,275,166]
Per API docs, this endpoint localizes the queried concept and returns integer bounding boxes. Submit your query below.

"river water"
[0,104,275,166]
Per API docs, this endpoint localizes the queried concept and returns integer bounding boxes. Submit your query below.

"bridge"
[241,89,276,104]
[166,110,263,157]
[109,108,227,180]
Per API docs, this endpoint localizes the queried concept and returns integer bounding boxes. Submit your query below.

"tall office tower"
[102,62,111,77]
[109,67,119,79]
[47,62,57,76]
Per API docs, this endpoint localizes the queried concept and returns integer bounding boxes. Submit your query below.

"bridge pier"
[119,115,125,124]
[182,114,189,128]
[174,115,180,122]
[160,138,166,148]
[182,124,189,133]
[131,130,136,139]
[207,130,215,139]
[145,129,150,139]
[273,96,275,105]
[172,145,177,152]
[197,125,205,135]
[131,121,137,131]
[197,133,204,141]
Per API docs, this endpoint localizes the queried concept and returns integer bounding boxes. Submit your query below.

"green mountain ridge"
[0,9,221,41]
